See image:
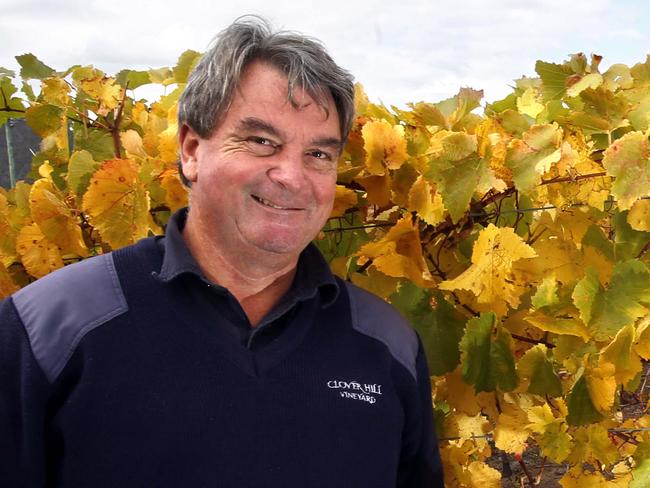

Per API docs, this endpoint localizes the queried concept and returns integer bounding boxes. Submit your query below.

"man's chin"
[247,233,311,257]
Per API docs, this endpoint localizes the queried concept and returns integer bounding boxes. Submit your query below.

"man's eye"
[309,150,331,160]
[249,136,275,146]
[246,137,278,155]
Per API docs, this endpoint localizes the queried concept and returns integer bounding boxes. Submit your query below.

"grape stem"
[515,454,534,486]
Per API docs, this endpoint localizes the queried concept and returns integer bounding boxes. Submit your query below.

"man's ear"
[179,123,201,183]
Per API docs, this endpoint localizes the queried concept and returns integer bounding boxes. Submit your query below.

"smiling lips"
[251,194,304,211]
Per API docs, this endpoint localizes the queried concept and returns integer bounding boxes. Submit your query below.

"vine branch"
[540,171,607,185]
[111,82,129,159]
[511,333,555,349]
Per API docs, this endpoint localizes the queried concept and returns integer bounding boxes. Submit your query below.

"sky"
[1,0,649,108]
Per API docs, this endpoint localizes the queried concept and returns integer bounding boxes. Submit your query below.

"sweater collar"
[156,208,339,306]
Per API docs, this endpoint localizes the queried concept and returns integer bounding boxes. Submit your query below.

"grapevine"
[1,51,649,487]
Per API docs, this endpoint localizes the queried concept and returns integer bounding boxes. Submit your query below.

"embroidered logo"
[327,379,383,404]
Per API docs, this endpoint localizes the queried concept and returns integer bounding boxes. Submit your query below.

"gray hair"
[178,16,355,142]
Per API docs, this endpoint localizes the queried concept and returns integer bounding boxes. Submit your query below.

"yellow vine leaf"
[364,103,397,125]
[120,130,148,158]
[535,418,574,464]
[355,174,392,206]
[395,103,446,129]
[441,87,484,131]
[67,150,100,198]
[600,325,643,386]
[560,466,631,488]
[531,275,560,310]
[634,315,650,359]
[9,182,31,226]
[494,400,530,454]
[527,401,567,430]
[516,344,563,397]
[527,402,573,463]
[439,445,475,488]
[158,124,179,164]
[573,161,611,212]
[173,50,201,84]
[455,413,491,444]
[585,363,617,414]
[45,123,70,154]
[582,244,614,285]
[0,261,18,299]
[79,76,122,116]
[357,216,434,288]
[24,103,64,138]
[330,185,358,217]
[38,161,54,180]
[16,223,64,278]
[390,163,418,207]
[350,267,400,299]
[516,87,544,118]
[505,123,563,194]
[603,64,633,91]
[542,137,611,211]
[602,131,650,210]
[573,260,650,341]
[425,131,504,223]
[329,256,349,280]
[29,179,88,257]
[436,368,482,417]
[82,159,152,249]
[131,101,149,127]
[475,118,512,184]
[466,461,501,488]
[627,199,650,231]
[133,102,167,156]
[630,452,650,488]
[159,169,188,213]
[426,239,466,284]
[566,73,604,97]
[528,214,586,286]
[147,67,174,86]
[0,193,18,266]
[41,77,70,107]
[525,312,591,341]
[354,83,369,115]
[341,129,366,168]
[407,175,446,226]
[567,424,621,467]
[440,224,536,316]
[361,119,408,175]
[441,442,500,488]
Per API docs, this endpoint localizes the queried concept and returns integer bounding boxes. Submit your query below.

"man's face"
[180,60,342,261]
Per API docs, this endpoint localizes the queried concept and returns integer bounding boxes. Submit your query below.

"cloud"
[1,0,648,106]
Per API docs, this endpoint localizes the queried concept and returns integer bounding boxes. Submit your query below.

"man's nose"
[266,152,305,192]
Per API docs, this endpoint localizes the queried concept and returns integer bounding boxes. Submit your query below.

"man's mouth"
[251,195,301,211]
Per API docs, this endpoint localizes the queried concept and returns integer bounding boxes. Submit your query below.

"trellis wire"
[324,196,650,234]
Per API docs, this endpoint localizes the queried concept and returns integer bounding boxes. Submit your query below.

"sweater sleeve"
[0,297,50,487]
[397,336,445,488]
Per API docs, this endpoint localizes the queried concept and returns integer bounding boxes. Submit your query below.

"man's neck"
[182,214,298,327]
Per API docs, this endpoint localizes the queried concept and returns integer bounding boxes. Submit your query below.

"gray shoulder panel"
[12,253,127,383]
[345,282,418,380]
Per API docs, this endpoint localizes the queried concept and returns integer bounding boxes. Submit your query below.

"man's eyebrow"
[311,137,343,150]
[235,117,342,149]
[235,117,283,139]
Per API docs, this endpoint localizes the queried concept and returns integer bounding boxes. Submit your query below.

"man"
[0,17,444,487]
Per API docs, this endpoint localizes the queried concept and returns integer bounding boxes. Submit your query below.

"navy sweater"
[0,237,443,487]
